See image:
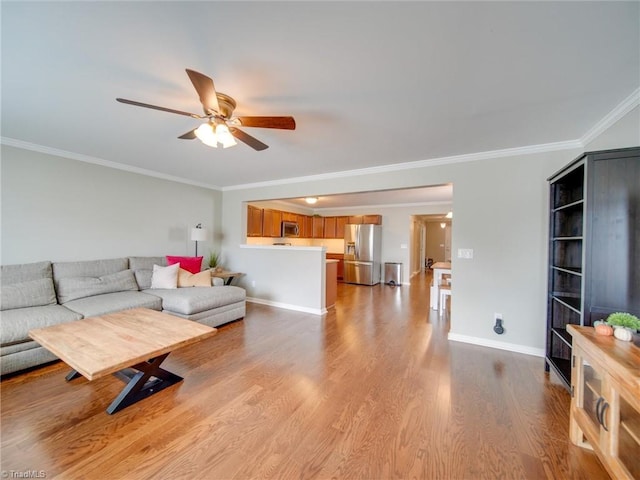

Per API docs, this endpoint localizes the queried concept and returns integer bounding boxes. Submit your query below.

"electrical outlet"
[251,280,256,287]
[493,313,504,335]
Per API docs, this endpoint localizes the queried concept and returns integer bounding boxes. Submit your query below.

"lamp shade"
[191,227,208,242]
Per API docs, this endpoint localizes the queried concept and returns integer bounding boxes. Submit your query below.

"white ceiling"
[2,1,639,202]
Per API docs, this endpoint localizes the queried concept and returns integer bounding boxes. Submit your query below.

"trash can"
[384,262,403,286]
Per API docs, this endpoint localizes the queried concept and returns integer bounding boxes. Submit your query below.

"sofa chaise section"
[129,256,246,328]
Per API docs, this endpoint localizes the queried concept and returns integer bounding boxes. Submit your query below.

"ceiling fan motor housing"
[215,93,236,118]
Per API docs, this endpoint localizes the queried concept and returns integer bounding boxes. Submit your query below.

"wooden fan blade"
[116,98,202,118]
[230,128,269,151]
[236,116,296,130]
[185,69,220,116]
[178,129,197,140]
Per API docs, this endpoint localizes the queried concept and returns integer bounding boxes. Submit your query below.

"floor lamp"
[191,224,207,257]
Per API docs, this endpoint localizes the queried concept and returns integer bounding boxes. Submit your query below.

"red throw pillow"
[166,256,203,274]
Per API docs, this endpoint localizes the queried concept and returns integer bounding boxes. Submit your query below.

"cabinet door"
[587,154,640,320]
[617,390,640,479]
[348,215,363,224]
[324,217,337,238]
[247,205,264,237]
[363,214,382,225]
[336,216,348,239]
[262,209,282,237]
[312,216,324,238]
[282,211,297,222]
[302,215,313,238]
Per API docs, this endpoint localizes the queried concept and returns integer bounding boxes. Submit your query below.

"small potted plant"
[208,251,223,273]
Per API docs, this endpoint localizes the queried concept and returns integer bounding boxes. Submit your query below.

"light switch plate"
[458,248,473,259]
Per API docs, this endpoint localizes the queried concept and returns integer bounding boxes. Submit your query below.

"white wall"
[220,148,580,355]
[1,145,222,264]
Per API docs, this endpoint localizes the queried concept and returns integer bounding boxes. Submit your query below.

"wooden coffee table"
[29,308,217,414]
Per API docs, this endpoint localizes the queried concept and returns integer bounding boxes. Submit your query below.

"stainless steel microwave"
[281,221,299,237]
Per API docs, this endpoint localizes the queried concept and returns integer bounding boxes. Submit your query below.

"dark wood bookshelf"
[545,147,640,390]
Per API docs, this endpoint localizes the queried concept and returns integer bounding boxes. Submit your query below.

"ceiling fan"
[116,69,295,151]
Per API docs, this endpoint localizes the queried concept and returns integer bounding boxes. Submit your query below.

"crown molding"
[580,87,640,147]
[223,139,582,191]
[0,137,223,191]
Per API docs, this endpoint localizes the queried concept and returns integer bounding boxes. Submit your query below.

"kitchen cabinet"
[296,215,310,238]
[247,205,263,237]
[348,215,382,225]
[323,216,349,239]
[568,325,640,480]
[282,211,297,222]
[312,216,324,238]
[545,147,640,389]
[324,217,337,238]
[262,209,282,237]
[336,216,348,239]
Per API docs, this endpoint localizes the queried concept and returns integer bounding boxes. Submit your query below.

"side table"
[210,270,243,286]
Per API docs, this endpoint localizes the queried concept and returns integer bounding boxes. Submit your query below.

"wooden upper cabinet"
[247,205,263,237]
[324,217,337,238]
[323,216,348,238]
[300,215,313,238]
[245,207,380,238]
[262,209,282,237]
[363,214,382,225]
[312,216,324,238]
[282,211,297,222]
[336,216,348,238]
[347,215,381,225]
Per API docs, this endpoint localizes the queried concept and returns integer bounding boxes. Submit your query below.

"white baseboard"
[246,297,326,316]
[447,332,545,357]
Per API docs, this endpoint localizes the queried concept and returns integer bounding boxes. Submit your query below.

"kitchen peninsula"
[238,245,337,315]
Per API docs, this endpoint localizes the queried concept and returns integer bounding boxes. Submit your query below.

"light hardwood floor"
[1,271,608,479]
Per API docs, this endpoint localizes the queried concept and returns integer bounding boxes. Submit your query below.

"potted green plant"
[605,312,640,331]
[208,251,223,272]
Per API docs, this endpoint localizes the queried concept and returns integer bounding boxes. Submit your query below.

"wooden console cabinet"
[568,325,640,479]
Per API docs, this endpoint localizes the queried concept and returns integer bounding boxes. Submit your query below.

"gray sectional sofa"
[1,256,246,376]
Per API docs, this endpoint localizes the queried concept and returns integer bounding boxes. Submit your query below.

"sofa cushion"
[1,261,53,284]
[53,258,128,280]
[62,291,162,318]
[1,278,57,311]
[144,286,246,315]
[166,256,203,274]
[151,264,179,289]
[177,269,211,287]
[56,270,139,304]
[128,256,167,290]
[0,305,83,346]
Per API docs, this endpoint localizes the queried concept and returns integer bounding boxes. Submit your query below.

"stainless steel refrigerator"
[343,224,382,285]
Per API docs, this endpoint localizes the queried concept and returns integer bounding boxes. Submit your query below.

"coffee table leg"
[65,370,82,381]
[106,353,183,415]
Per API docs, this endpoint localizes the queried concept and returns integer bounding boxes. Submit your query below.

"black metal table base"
[66,353,183,414]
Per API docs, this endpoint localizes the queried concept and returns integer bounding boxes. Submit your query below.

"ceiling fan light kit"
[116,68,295,151]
